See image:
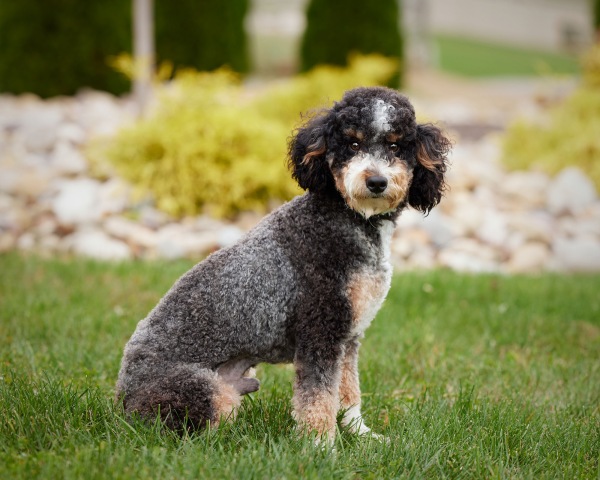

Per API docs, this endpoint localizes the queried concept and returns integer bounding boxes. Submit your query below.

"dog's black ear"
[408,123,451,214]
[288,114,334,193]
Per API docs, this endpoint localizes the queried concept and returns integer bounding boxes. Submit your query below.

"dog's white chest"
[346,221,394,336]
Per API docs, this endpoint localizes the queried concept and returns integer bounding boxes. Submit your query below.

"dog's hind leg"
[121,363,243,431]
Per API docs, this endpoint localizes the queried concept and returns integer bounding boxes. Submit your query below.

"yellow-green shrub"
[502,45,600,190]
[90,55,398,218]
[254,54,399,127]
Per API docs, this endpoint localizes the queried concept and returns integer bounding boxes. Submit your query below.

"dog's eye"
[389,143,399,153]
[349,142,360,152]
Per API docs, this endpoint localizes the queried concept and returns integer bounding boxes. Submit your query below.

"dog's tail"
[117,363,257,431]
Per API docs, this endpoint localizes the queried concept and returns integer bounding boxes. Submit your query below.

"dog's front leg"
[339,338,371,435]
[292,342,343,446]
[339,338,387,442]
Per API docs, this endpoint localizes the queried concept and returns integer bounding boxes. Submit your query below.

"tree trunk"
[132,0,155,115]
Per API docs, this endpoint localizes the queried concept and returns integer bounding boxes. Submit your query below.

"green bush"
[155,0,249,74]
[0,0,249,98]
[501,44,600,189]
[0,0,131,97]
[299,0,403,84]
[90,55,398,218]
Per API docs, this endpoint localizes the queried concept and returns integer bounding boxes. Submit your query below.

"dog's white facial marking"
[372,99,395,136]
[336,153,412,219]
[343,155,377,196]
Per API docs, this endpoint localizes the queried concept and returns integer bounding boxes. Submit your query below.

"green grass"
[434,35,581,77]
[1,253,599,479]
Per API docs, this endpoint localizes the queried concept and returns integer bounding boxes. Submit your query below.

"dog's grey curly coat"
[116,86,451,440]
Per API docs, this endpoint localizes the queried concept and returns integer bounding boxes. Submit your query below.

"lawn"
[1,253,598,478]
[434,35,581,77]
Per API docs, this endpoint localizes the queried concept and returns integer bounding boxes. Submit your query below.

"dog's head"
[288,86,451,217]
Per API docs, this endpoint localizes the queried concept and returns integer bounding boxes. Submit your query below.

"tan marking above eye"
[344,128,365,141]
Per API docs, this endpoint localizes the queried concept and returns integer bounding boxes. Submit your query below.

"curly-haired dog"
[116,86,451,443]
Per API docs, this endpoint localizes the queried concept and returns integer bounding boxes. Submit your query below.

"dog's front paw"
[341,407,389,443]
[366,431,391,444]
[347,423,389,443]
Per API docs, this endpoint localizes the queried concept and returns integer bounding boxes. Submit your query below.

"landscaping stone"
[506,241,551,273]
[67,229,132,261]
[546,167,597,215]
[51,178,103,225]
[0,84,599,271]
[51,140,88,175]
[552,236,600,272]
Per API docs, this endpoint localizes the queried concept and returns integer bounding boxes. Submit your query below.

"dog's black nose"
[366,175,388,194]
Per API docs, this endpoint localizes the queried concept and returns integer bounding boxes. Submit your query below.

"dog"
[116,86,451,444]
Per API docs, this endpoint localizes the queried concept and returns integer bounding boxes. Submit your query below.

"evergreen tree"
[300,0,403,82]
[155,0,249,74]
[0,0,131,97]
[0,0,250,97]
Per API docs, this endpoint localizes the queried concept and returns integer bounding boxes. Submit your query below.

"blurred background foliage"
[502,43,600,190]
[0,0,250,96]
[154,0,249,75]
[300,0,403,84]
[90,55,398,218]
[1,0,599,218]
[0,0,131,97]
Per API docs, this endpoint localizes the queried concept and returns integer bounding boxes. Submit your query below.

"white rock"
[546,167,597,215]
[38,234,62,254]
[76,90,130,136]
[51,178,102,225]
[392,228,431,259]
[506,212,554,245]
[97,179,131,216]
[51,141,88,175]
[552,236,600,272]
[406,245,437,270]
[156,224,218,259]
[438,238,501,273]
[33,215,58,237]
[0,193,12,212]
[0,232,17,252]
[56,122,86,145]
[104,216,158,249]
[0,203,34,231]
[445,192,486,236]
[139,206,171,229]
[557,216,600,239]
[19,103,64,153]
[446,141,504,192]
[396,208,426,229]
[421,210,454,247]
[218,226,244,248]
[438,249,498,273]
[506,242,551,273]
[68,229,132,260]
[477,209,510,248]
[17,232,35,250]
[0,165,53,197]
[503,171,549,209]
